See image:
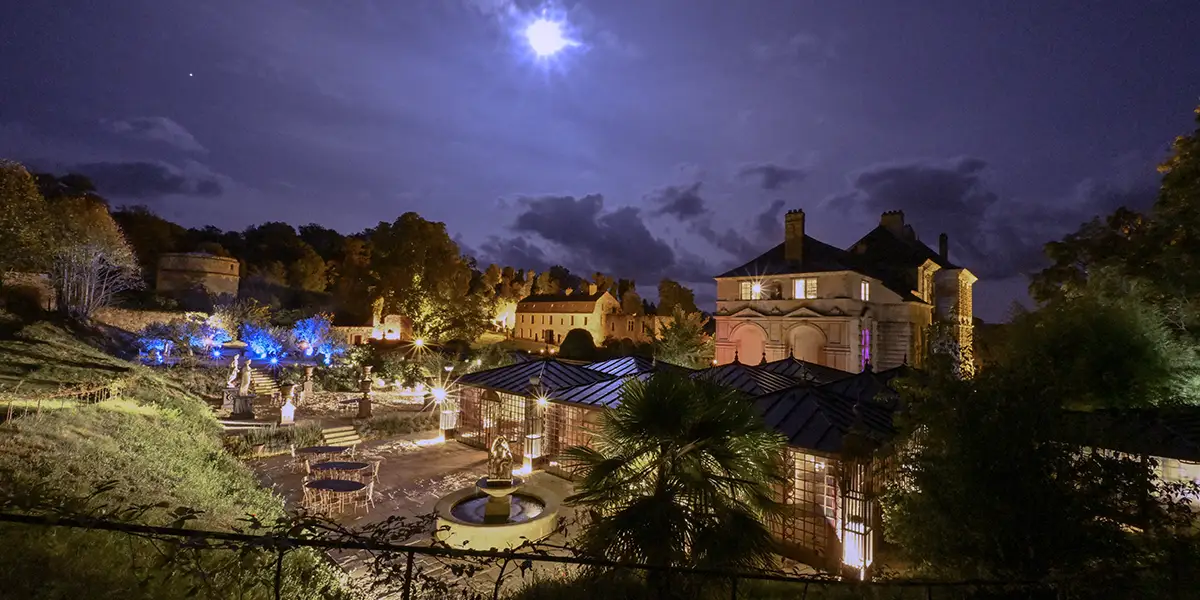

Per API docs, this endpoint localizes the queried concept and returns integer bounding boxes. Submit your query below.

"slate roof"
[549,374,651,409]
[753,384,897,454]
[584,355,693,377]
[1061,407,1200,463]
[714,226,963,303]
[760,356,854,385]
[819,365,911,406]
[516,291,611,313]
[716,238,856,279]
[455,358,612,396]
[692,363,801,396]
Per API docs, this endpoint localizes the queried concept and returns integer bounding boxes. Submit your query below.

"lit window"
[740,281,758,300]
[860,280,870,302]
[794,278,817,299]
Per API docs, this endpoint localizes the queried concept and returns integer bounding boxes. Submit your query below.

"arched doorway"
[789,323,826,365]
[730,323,767,364]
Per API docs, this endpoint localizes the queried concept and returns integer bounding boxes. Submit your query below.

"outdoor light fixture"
[269,357,279,365]
[212,350,222,359]
[431,387,448,403]
[444,365,453,372]
[413,338,425,348]
[536,396,549,407]
[751,282,763,297]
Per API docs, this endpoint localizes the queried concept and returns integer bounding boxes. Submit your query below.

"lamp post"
[357,365,373,419]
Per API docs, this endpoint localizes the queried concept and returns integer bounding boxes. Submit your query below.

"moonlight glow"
[524,18,571,57]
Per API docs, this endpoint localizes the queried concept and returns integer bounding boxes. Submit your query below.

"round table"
[305,479,365,493]
[309,461,371,476]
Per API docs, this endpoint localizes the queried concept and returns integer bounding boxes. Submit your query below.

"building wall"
[713,267,970,371]
[156,253,240,298]
[514,294,621,346]
[92,307,200,333]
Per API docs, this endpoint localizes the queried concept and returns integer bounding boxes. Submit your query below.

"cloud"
[104,117,206,153]
[478,236,552,272]
[66,160,224,198]
[752,32,835,64]
[737,163,807,190]
[647,182,707,220]
[824,156,1157,279]
[754,199,787,239]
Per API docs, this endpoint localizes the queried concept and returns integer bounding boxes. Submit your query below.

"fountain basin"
[434,483,560,551]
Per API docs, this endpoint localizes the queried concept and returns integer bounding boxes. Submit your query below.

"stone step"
[322,425,363,447]
[323,425,357,434]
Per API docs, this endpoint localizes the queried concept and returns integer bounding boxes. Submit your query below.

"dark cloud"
[825,157,1156,279]
[477,236,551,272]
[104,117,206,153]
[737,163,806,191]
[647,182,707,220]
[754,199,787,239]
[68,161,223,198]
[510,194,676,283]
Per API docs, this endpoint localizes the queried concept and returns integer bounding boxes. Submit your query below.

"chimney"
[939,233,948,261]
[587,283,597,295]
[880,210,905,237]
[784,209,805,263]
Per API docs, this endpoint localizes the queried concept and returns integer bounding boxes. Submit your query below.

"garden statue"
[487,436,514,483]
[238,358,253,396]
[226,354,241,388]
[280,392,295,425]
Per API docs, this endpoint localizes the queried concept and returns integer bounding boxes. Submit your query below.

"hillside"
[0,319,349,600]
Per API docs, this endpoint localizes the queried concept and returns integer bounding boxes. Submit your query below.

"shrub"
[559,329,596,360]
[358,411,438,439]
[225,422,325,457]
[241,322,290,359]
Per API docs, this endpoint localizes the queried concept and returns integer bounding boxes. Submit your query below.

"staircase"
[249,368,281,400]
[322,425,363,448]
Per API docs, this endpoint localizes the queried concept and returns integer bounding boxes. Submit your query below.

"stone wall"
[93,307,198,333]
[156,253,240,297]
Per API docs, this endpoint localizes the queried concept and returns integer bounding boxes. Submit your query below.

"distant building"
[713,209,976,373]
[513,285,668,346]
[155,253,240,298]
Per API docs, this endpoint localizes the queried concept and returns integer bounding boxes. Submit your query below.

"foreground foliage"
[563,372,786,575]
[0,321,349,599]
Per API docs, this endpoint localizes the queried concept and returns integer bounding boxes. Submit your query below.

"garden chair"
[351,482,375,514]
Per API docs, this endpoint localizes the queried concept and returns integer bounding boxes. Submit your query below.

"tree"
[49,196,142,319]
[298,223,346,262]
[621,289,643,315]
[591,272,614,296]
[533,271,559,295]
[563,372,785,575]
[883,350,1196,585]
[111,205,187,286]
[657,279,698,315]
[368,212,476,341]
[287,245,328,292]
[558,328,596,360]
[0,161,53,274]
[483,264,502,291]
[653,306,713,369]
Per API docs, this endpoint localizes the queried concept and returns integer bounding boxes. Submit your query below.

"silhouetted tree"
[558,328,596,360]
[657,279,699,315]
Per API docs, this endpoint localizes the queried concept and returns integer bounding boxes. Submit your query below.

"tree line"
[0,162,705,348]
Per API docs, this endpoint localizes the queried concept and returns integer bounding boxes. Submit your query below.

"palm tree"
[562,372,786,573]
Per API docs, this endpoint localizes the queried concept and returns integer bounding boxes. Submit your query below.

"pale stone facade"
[156,252,240,298]
[513,287,668,346]
[713,209,976,373]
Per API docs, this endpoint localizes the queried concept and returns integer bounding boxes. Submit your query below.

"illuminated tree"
[656,279,698,315]
[0,161,53,274]
[653,306,713,369]
[49,196,142,319]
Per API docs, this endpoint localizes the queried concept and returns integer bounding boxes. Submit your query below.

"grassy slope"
[0,321,349,600]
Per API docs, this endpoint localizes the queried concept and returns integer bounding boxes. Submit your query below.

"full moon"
[524,18,570,57]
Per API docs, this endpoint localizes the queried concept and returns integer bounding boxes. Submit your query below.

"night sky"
[4,1,1199,321]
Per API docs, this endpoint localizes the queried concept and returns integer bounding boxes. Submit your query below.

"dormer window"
[793,278,817,299]
[860,280,870,302]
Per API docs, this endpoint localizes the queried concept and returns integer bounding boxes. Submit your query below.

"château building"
[713,209,976,373]
[513,285,667,346]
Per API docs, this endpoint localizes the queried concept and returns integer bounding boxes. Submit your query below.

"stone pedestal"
[221,387,237,412]
[231,395,255,420]
[440,409,459,439]
[484,495,512,524]
[280,398,295,425]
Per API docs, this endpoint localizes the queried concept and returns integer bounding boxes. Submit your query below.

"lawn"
[0,319,351,600]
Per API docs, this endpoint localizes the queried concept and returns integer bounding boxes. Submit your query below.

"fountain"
[434,436,560,550]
